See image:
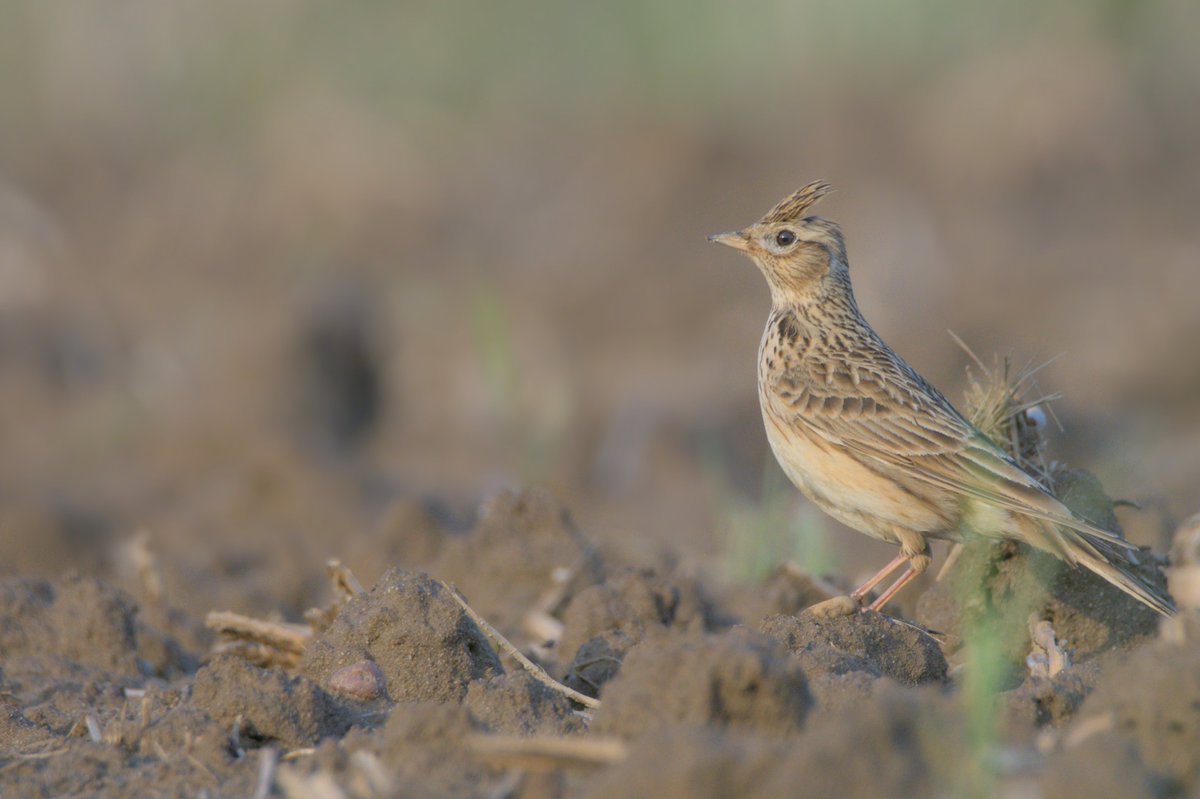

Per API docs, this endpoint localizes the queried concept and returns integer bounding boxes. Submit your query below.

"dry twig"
[0,748,71,775]
[468,735,627,769]
[304,559,367,633]
[206,611,311,669]
[276,764,349,799]
[438,579,600,710]
[522,565,575,645]
[252,748,279,799]
[327,559,366,598]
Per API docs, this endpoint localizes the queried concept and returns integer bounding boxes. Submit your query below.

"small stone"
[329,660,386,701]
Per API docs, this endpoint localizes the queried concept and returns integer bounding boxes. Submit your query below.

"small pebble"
[329,660,386,701]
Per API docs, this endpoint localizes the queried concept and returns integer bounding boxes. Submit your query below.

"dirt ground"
[3,4,1200,797]
[1,487,1198,798]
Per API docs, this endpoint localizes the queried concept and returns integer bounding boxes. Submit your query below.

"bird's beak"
[707,230,750,252]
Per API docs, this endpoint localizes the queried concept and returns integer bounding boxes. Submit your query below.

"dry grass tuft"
[952,332,1062,491]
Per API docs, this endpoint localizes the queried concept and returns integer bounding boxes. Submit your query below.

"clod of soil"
[288,701,499,799]
[998,667,1093,733]
[0,575,194,700]
[592,628,811,737]
[464,672,585,736]
[587,685,965,799]
[1038,732,1158,799]
[758,610,947,713]
[0,703,44,753]
[0,577,264,797]
[300,569,502,703]
[136,699,242,774]
[563,629,636,698]
[1082,637,1200,791]
[1,576,140,679]
[760,610,948,687]
[191,654,350,748]
[558,567,718,695]
[581,726,790,799]
[768,683,967,798]
[558,568,715,662]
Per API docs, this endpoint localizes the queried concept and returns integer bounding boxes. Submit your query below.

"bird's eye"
[775,230,796,247]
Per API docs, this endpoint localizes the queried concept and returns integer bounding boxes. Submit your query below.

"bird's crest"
[760,180,834,224]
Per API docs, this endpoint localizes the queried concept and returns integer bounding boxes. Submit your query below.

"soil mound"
[300,569,502,703]
[587,686,963,799]
[760,610,947,686]
[759,610,947,712]
[192,655,350,748]
[1082,638,1200,790]
[0,575,176,680]
[592,628,811,737]
[559,567,718,696]
[581,727,789,799]
[464,672,584,736]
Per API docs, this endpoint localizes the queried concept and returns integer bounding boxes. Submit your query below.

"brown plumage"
[708,181,1174,615]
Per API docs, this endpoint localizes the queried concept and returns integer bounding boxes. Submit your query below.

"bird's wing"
[769,355,1135,550]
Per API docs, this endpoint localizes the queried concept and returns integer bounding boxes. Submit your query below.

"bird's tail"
[1054,525,1176,616]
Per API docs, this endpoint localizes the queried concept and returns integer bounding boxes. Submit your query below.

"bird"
[708,180,1174,616]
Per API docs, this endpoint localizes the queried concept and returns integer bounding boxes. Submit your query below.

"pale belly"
[759,401,952,543]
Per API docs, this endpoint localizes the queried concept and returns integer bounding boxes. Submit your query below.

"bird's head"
[708,180,848,308]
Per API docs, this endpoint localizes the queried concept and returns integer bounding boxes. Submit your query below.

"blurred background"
[1,1,1197,618]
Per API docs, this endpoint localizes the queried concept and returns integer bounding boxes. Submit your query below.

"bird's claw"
[802,594,861,619]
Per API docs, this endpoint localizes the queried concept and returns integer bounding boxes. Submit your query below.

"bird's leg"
[849,553,909,602]
[867,547,931,612]
[867,566,920,611]
[809,543,928,618]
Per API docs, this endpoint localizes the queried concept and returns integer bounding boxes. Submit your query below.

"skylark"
[709,181,1174,615]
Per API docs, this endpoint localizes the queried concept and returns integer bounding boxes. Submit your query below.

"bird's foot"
[802,594,860,619]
